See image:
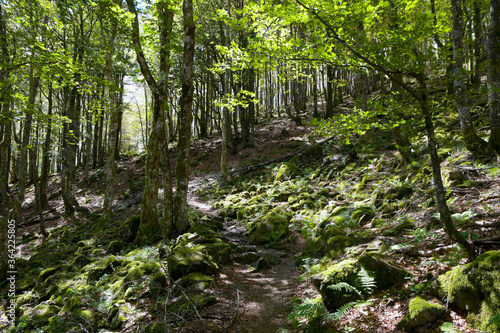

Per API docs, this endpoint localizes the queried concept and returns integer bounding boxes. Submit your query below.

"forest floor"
[2,113,500,333]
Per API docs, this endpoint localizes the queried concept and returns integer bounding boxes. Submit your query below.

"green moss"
[437,251,500,332]
[274,162,299,182]
[61,296,83,312]
[248,209,290,244]
[33,304,60,323]
[397,297,445,331]
[39,267,58,281]
[167,245,218,280]
[177,273,214,291]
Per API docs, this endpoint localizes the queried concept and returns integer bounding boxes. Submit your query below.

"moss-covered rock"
[166,245,218,280]
[60,296,83,313]
[358,253,409,290]
[177,272,214,291]
[298,226,351,262]
[296,144,324,162]
[312,259,360,311]
[397,297,445,331]
[33,304,60,323]
[107,306,127,330]
[123,261,160,282]
[39,267,58,281]
[71,255,91,269]
[313,254,409,311]
[124,215,141,243]
[108,240,126,254]
[87,255,120,282]
[274,162,299,182]
[384,185,413,200]
[248,209,290,244]
[433,251,500,332]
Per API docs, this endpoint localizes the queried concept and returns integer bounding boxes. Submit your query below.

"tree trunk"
[325,64,334,118]
[103,12,119,220]
[418,78,474,259]
[0,3,11,281]
[40,85,53,207]
[488,0,500,153]
[13,62,40,222]
[174,0,195,235]
[451,0,489,158]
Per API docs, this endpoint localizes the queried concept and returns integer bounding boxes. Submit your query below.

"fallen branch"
[222,289,240,333]
[392,244,458,257]
[18,214,61,228]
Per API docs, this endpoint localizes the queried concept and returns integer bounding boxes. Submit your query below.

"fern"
[327,282,362,296]
[487,314,500,328]
[356,266,377,294]
[287,297,327,328]
[325,301,357,321]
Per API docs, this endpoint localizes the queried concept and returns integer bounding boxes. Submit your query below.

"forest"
[1,0,500,331]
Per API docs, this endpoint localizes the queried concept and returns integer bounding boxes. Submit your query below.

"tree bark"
[174,0,195,235]
[488,0,500,153]
[40,85,53,207]
[451,0,489,158]
[103,4,120,220]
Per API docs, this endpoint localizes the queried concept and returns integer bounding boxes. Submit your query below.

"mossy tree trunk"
[488,0,500,153]
[0,3,11,281]
[451,0,489,158]
[40,85,53,208]
[103,4,120,220]
[417,77,474,259]
[174,0,195,235]
[127,0,175,242]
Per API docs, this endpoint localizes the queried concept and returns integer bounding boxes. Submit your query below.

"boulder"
[248,209,290,244]
[165,245,218,280]
[313,254,409,311]
[397,297,445,332]
[433,250,500,332]
[274,162,299,182]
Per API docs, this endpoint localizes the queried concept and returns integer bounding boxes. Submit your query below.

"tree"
[290,0,474,258]
[126,0,175,241]
[173,0,195,234]
[450,0,489,158]
[488,0,500,153]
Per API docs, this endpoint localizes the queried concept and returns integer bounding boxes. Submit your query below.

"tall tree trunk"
[324,64,335,118]
[174,0,195,235]
[103,9,119,220]
[471,0,485,89]
[418,77,474,258]
[488,0,500,153]
[0,3,12,281]
[451,0,489,158]
[126,0,174,241]
[40,85,53,207]
[13,62,40,222]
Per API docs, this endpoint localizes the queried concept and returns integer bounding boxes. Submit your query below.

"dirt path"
[187,179,314,333]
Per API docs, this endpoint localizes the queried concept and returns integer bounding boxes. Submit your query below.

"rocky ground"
[1,115,500,333]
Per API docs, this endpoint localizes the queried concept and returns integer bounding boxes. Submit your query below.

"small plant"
[440,322,457,333]
[487,314,500,329]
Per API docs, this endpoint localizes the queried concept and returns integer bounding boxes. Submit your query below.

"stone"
[397,297,445,332]
[432,251,500,332]
[313,254,409,312]
[274,162,299,182]
[166,245,218,280]
[248,208,290,244]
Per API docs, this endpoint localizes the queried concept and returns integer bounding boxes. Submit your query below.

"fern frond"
[356,266,377,294]
[287,297,326,328]
[325,301,357,321]
[327,282,361,296]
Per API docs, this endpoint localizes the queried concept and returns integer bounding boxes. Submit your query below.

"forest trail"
[186,178,312,333]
